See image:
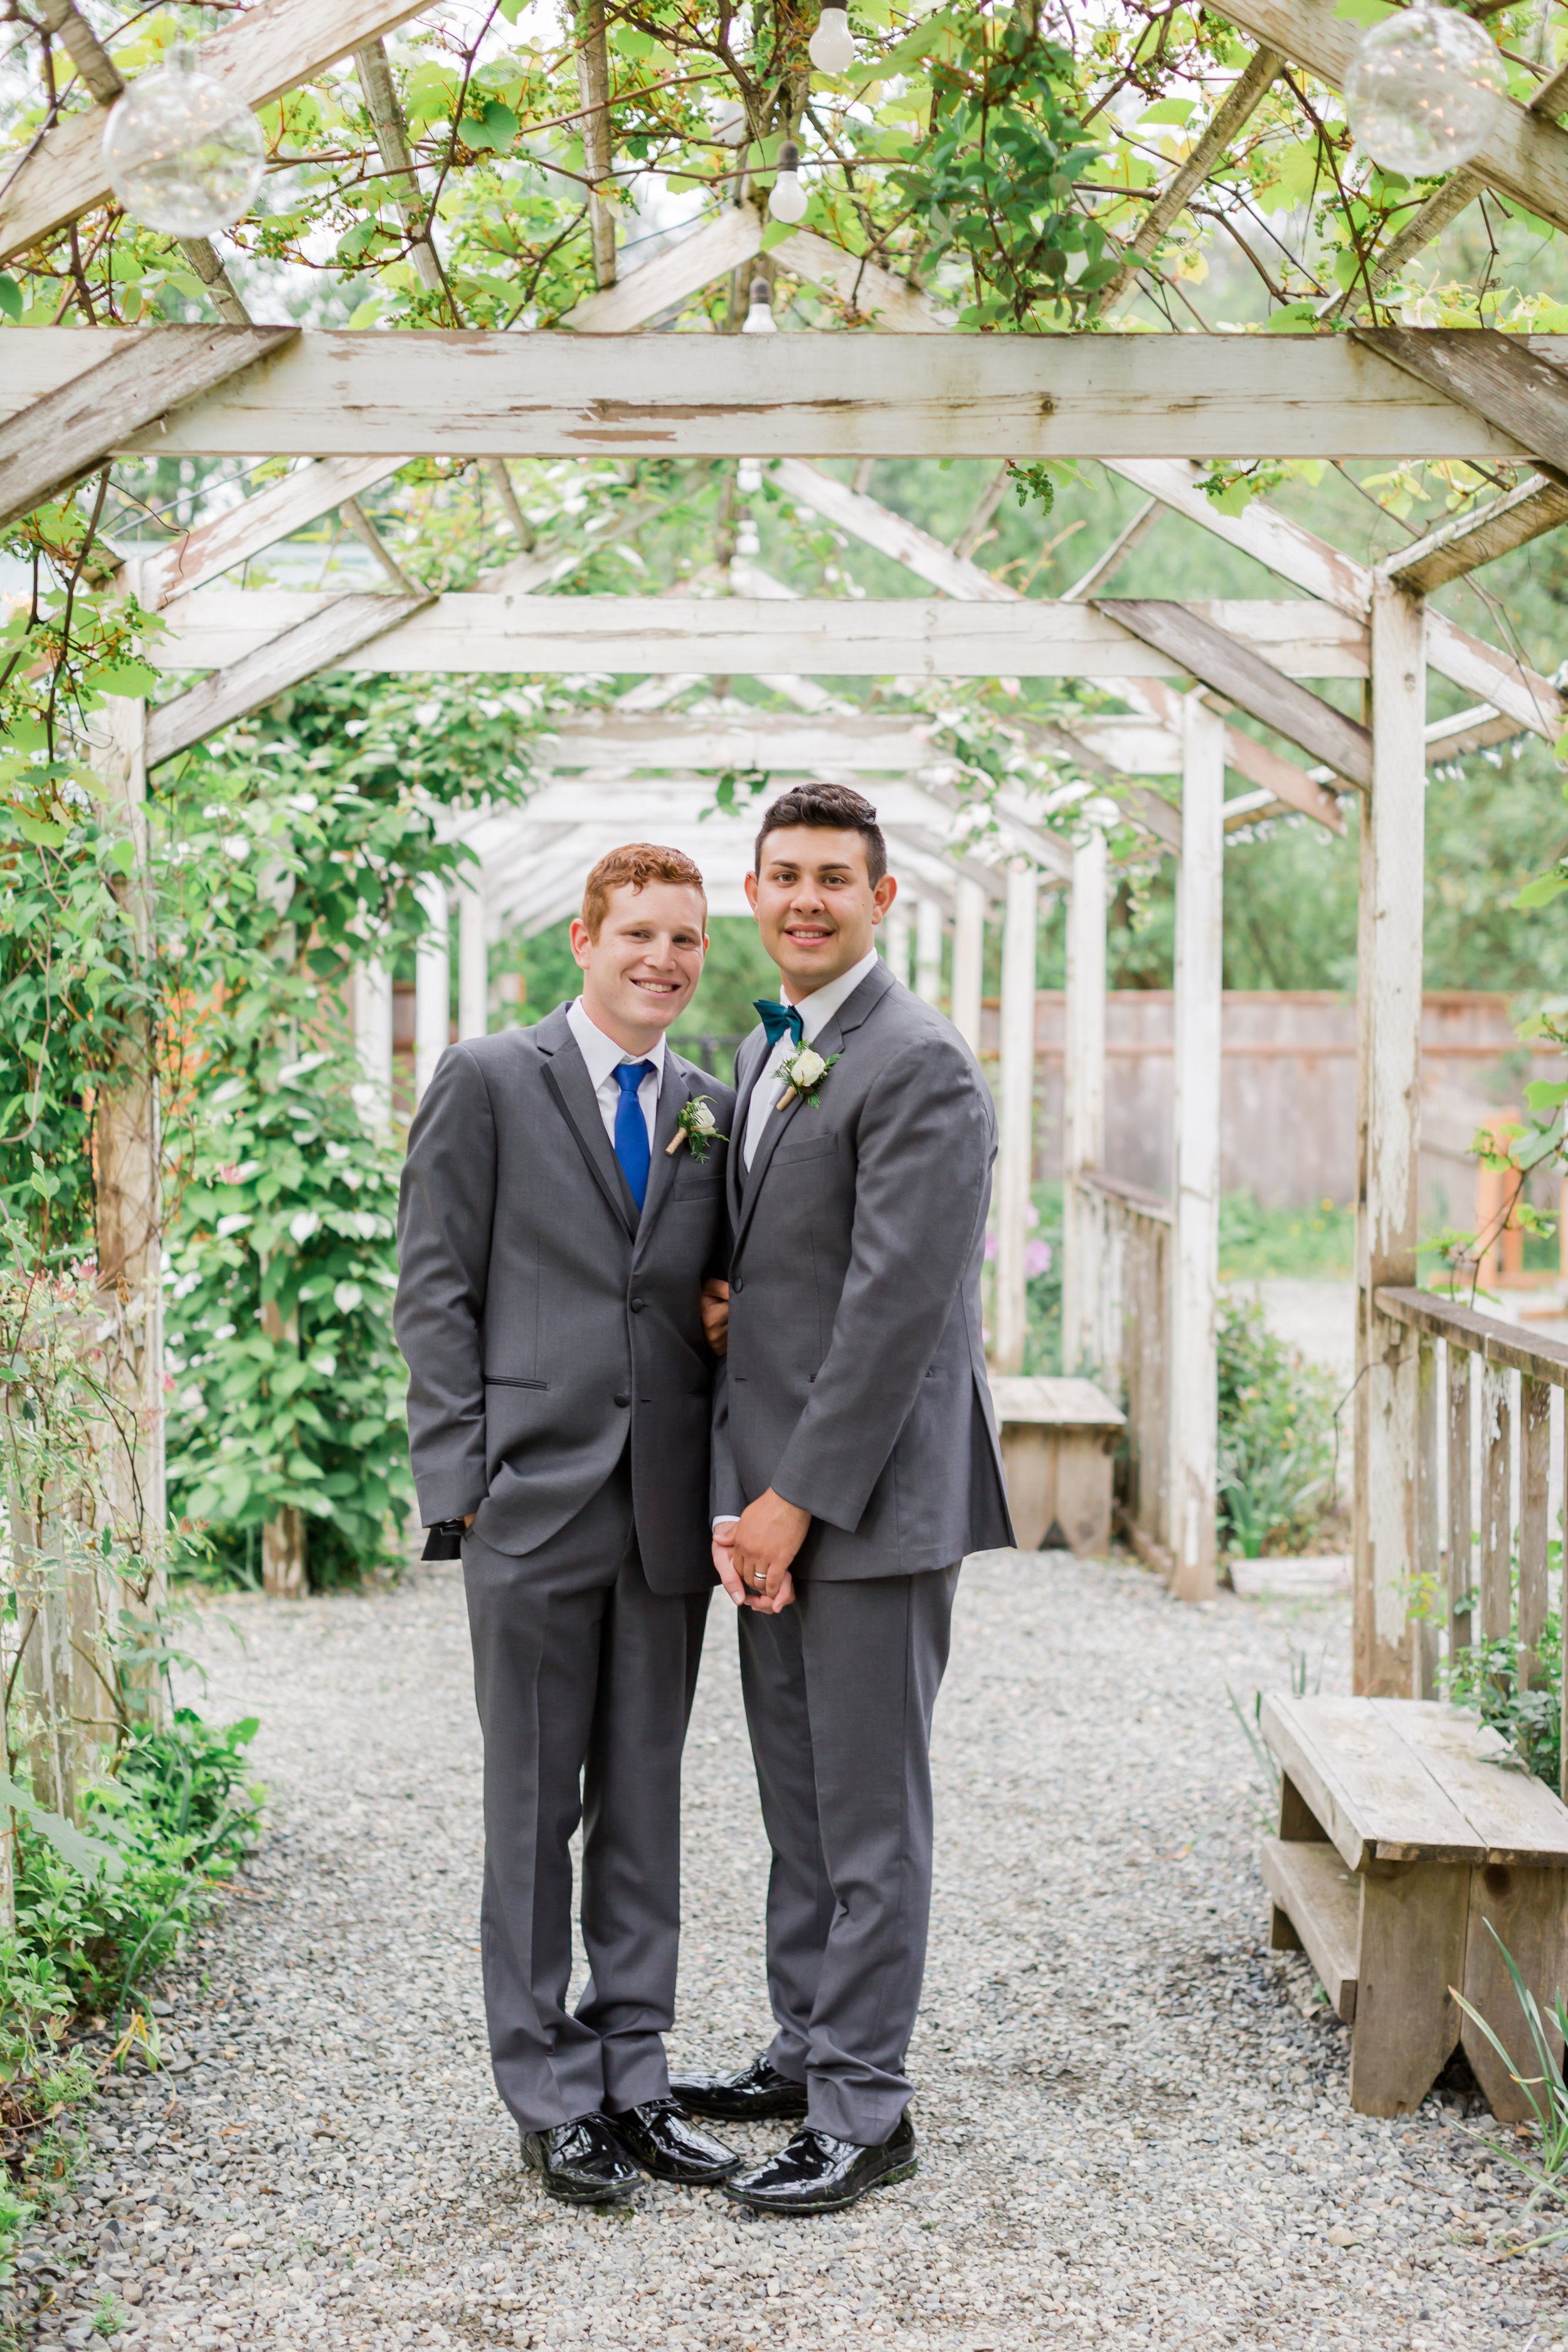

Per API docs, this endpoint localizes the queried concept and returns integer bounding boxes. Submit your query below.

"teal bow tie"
[755,999,805,1051]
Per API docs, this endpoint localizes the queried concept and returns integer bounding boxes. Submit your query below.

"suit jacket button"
[630,1298,645,1313]
[731,1275,744,1293]
[614,1393,630,1407]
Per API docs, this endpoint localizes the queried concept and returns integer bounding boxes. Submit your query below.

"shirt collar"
[784,946,881,1046]
[568,997,667,1089]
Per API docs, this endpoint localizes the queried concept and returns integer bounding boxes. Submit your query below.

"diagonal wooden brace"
[145,589,430,766]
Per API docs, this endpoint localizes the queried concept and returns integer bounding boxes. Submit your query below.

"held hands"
[700,1278,730,1356]
[712,1488,808,1613]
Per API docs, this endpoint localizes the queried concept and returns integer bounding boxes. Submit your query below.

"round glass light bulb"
[103,45,266,238]
[808,5,856,75]
[1344,4,1508,176]
[769,138,808,224]
[737,458,763,494]
[741,275,776,334]
[736,521,761,558]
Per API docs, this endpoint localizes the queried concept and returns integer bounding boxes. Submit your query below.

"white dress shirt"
[742,945,880,1169]
[567,997,665,1148]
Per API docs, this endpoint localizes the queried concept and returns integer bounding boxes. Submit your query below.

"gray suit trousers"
[462,1457,709,2131]
[736,1567,958,2146]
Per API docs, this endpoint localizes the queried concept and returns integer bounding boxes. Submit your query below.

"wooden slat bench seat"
[1260,1695,1568,2119]
[988,1375,1126,1556]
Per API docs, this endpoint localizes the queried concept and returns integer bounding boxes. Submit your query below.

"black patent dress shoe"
[669,2053,809,2122]
[519,2114,640,2205]
[604,2096,741,2185]
[722,2113,918,2216]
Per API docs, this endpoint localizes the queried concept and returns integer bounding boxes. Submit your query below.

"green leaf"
[107,837,139,875]
[0,1772,125,1883]
[1139,98,1195,125]
[0,273,22,322]
[1266,301,1321,333]
[94,659,159,699]
[11,812,71,847]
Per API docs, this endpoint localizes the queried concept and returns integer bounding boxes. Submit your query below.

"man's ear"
[743,871,760,914]
[872,872,898,920]
[568,916,593,972]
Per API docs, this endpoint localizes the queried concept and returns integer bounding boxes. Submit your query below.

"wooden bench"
[988,1375,1125,1557]
[1260,1695,1568,2119]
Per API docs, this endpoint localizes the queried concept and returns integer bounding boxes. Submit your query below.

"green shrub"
[0,1710,261,2284]
[1435,1575,1563,1791]
[1217,1297,1337,1556]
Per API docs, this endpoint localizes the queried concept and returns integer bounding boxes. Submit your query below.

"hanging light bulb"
[738,458,763,494]
[740,275,776,333]
[808,4,856,75]
[768,138,808,225]
[736,517,761,559]
[103,45,267,238]
[1344,4,1507,176]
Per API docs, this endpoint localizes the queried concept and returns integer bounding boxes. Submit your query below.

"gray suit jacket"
[395,1005,734,1594]
[712,958,1013,1579]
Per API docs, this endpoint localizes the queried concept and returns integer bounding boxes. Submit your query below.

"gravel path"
[16,1552,1564,2351]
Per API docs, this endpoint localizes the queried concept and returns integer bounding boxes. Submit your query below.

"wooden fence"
[1379,1286,1568,1793]
[1076,1171,1172,1571]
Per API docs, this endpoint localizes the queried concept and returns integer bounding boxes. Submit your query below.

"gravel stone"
[21,1552,1567,2347]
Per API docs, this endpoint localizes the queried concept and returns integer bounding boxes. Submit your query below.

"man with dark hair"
[397,845,740,2206]
[673,787,1014,2215]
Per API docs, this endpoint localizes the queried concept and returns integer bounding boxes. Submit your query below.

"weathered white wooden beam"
[1380,472,1568,595]
[131,456,404,607]
[1359,327,1568,479]
[1424,704,1527,762]
[1062,829,1108,1378]
[1168,694,1224,1605]
[0,0,430,263]
[1107,455,1565,744]
[493,777,977,832]
[1098,598,1373,786]
[774,458,1016,602]
[951,876,985,1057]
[0,326,295,532]
[8,329,1554,460]
[563,207,763,331]
[1354,584,1427,1699]
[993,857,1039,1377]
[145,590,430,766]
[1214,0,1568,237]
[457,872,488,1041]
[152,590,1368,679]
[413,876,450,1105]
[769,227,954,332]
[1097,46,1283,313]
[538,714,941,770]
[352,958,394,1131]
[913,896,945,1006]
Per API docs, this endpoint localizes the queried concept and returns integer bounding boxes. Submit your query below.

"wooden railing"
[1076,1172,1172,1568]
[1377,1286,1568,1788]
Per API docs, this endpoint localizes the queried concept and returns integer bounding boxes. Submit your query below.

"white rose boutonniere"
[666,1094,727,1160]
[776,1043,839,1112]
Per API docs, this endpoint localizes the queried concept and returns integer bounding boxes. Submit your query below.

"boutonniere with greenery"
[776,1044,839,1111]
[666,1094,727,1160]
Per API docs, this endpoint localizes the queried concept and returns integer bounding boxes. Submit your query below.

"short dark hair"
[753,783,887,886]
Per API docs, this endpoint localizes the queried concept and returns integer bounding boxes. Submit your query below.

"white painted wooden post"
[414,877,450,1106]
[1168,694,1224,1602]
[883,901,913,988]
[1062,828,1108,1376]
[90,675,166,1731]
[951,876,985,1054]
[1355,583,1428,1696]
[914,896,944,1007]
[457,872,488,1042]
[993,857,1039,1375]
[353,957,394,1131]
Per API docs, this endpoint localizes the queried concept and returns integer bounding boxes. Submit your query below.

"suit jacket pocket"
[483,1375,550,1389]
[773,1130,838,1165]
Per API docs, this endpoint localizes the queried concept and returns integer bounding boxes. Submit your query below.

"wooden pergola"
[6,0,1568,1697]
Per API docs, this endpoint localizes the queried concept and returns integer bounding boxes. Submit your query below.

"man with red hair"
[396,844,738,2205]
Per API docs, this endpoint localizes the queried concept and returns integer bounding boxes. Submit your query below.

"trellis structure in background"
[4,0,1568,1733]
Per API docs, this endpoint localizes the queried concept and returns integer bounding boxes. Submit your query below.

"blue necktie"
[754,999,805,1051]
[612,1061,654,1210]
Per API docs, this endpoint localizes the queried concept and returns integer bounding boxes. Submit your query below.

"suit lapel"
[535,1009,638,1239]
[727,1027,770,1237]
[729,960,897,1255]
[633,1059,696,1254]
